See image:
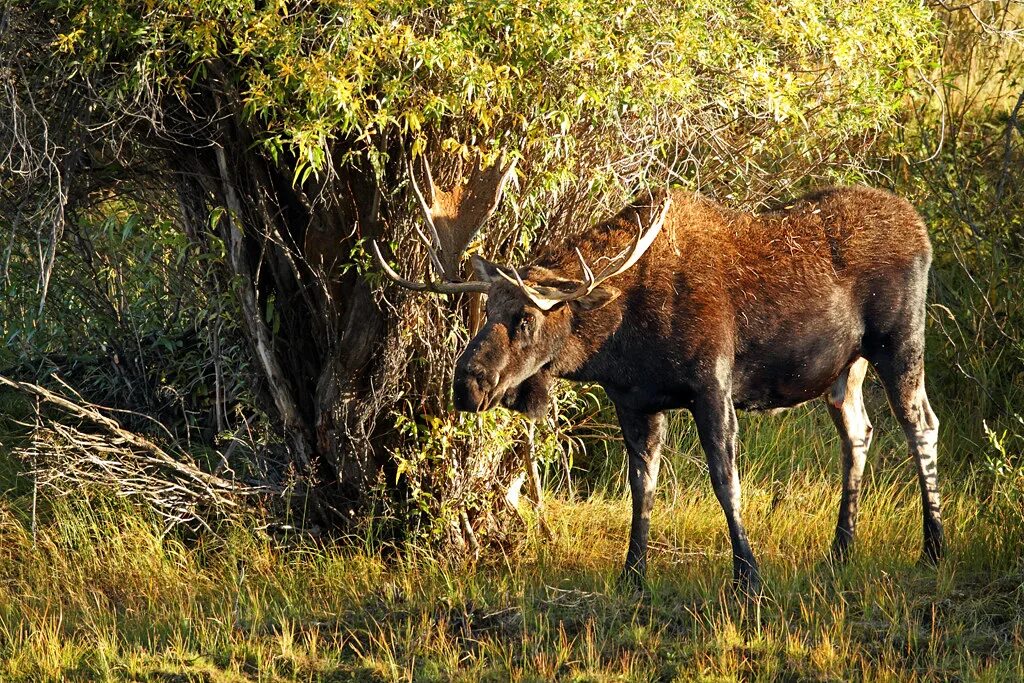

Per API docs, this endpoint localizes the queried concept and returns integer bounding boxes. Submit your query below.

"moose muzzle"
[452,325,512,412]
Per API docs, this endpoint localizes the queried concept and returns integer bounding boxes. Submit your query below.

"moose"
[374,154,943,594]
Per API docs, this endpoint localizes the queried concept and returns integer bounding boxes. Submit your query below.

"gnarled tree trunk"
[167,102,521,542]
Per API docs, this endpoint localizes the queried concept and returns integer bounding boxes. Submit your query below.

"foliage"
[1,0,947,543]
[892,2,1024,464]
[52,0,937,195]
[0,198,258,444]
[983,414,1024,525]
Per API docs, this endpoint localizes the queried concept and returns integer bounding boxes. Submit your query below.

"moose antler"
[498,197,673,310]
[372,151,518,295]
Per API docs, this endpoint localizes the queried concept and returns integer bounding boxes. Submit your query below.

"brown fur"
[455,185,942,592]
[530,186,928,386]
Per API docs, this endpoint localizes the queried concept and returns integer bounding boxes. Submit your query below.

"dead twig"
[0,374,261,531]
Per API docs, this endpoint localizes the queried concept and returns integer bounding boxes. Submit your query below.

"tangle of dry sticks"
[0,374,261,531]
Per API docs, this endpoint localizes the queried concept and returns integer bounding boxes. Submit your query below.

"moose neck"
[533,282,628,384]
[528,210,654,382]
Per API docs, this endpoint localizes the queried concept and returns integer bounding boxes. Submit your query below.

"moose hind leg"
[875,352,943,563]
[825,358,873,562]
[615,407,666,589]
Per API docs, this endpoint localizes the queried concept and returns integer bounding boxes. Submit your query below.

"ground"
[1,400,1023,681]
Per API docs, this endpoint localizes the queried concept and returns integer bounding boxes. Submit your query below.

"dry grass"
[2,394,1023,683]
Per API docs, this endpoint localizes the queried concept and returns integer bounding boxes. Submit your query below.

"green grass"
[2,382,1023,682]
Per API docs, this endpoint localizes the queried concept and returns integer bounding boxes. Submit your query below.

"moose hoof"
[735,579,762,602]
[830,530,855,565]
[918,544,944,567]
[830,543,852,567]
[733,568,763,601]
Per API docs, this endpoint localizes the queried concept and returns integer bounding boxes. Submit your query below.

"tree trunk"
[197,135,377,524]
[168,105,521,546]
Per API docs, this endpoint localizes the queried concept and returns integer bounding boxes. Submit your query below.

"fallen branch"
[0,374,260,530]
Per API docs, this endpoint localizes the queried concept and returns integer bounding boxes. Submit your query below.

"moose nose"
[453,366,495,412]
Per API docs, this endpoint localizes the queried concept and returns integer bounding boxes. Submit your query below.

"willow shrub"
[52,0,939,194]
[2,0,938,546]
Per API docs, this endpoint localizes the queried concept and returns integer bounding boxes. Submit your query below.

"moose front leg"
[692,390,761,595]
[615,407,666,590]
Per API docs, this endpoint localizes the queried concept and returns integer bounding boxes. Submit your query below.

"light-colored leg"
[825,357,873,561]
[876,357,943,562]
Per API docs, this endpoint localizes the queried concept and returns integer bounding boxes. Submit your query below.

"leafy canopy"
[54,0,937,187]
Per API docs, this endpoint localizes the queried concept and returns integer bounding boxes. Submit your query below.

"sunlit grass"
[2,388,1023,683]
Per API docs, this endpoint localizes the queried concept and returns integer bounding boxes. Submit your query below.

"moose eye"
[517,315,534,337]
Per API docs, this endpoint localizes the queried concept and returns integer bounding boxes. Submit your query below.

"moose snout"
[453,325,510,412]
[453,364,497,412]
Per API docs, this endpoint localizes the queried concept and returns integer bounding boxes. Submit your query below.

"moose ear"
[570,284,621,311]
[471,255,506,283]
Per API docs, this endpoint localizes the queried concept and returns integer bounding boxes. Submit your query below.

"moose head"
[373,152,670,420]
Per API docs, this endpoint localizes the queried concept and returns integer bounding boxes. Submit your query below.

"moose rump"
[725,188,935,415]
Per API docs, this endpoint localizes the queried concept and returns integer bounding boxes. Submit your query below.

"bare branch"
[0,374,261,530]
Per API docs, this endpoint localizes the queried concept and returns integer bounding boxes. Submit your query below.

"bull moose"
[374,155,943,594]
